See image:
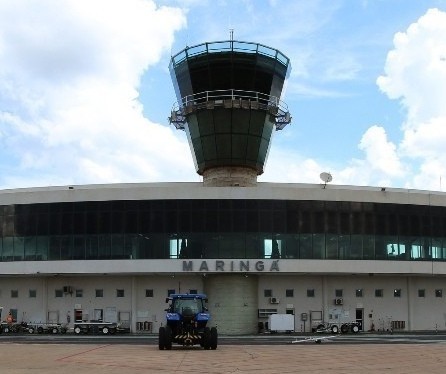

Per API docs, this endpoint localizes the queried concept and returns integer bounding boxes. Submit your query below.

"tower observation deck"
[169,40,291,186]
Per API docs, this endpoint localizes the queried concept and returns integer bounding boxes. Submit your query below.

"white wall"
[1,273,446,332]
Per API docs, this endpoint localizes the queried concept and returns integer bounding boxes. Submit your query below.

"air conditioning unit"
[63,286,73,294]
[335,298,343,305]
[270,297,280,304]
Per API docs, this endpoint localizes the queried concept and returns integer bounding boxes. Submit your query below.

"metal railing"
[170,40,290,68]
[169,89,291,131]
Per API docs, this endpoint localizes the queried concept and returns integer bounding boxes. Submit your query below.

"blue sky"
[1,0,446,191]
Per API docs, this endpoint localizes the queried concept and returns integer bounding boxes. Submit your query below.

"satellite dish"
[320,172,332,188]
[320,172,332,183]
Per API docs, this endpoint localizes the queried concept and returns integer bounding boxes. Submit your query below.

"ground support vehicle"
[73,321,118,335]
[1,322,27,334]
[315,321,360,334]
[27,322,68,334]
[1,322,68,334]
[159,293,218,350]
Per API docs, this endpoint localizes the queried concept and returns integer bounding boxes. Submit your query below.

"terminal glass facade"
[0,199,446,261]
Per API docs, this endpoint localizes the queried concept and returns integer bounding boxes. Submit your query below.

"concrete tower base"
[202,167,257,187]
[204,274,258,335]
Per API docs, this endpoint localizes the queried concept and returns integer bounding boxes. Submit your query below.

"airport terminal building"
[1,41,446,334]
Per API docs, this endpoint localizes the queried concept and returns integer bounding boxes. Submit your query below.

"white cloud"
[377,8,446,127]
[0,0,192,189]
[358,125,404,177]
[400,117,446,159]
[375,8,446,190]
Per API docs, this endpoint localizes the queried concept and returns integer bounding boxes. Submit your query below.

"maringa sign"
[182,260,280,272]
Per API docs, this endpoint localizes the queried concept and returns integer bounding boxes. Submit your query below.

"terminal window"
[286,289,294,297]
[170,238,187,259]
[76,289,83,298]
[264,289,272,297]
[356,289,363,297]
[307,289,315,297]
[145,289,154,297]
[335,289,343,297]
[394,289,401,297]
[375,289,383,297]
[116,289,125,297]
[418,289,425,297]
[264,239,282,259]
[96,289,104,298]
[55,289,63,298]
[29,289,37,298]
[11,290,18,298]
[435,289,443,297]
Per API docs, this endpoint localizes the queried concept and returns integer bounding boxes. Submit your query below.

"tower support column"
[203,166,257,187]
[204,274,258,335]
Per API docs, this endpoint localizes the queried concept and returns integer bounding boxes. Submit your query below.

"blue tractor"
[159,293,218,350]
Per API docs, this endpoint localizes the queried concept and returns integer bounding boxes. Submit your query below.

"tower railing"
[169,89,291,131]
[170,40,290,68]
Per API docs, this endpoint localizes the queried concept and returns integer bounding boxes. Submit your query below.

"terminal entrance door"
[355,308,364,331]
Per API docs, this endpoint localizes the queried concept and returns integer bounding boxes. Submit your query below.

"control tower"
[168,40,291,334]
[169,40,291,186]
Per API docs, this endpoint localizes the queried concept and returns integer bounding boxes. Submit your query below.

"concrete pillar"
[131,276,136,333]
[204,274,258,334]
[43,277,48,323]
[202,166,257,187]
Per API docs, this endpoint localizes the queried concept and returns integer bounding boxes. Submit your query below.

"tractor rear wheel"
[158,327,166,350]
[203,327,211,350]
[210,327,218,350]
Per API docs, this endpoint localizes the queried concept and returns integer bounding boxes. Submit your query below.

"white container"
[268,314,295,332]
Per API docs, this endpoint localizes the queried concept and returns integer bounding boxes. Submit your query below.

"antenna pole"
[230,29,234,41]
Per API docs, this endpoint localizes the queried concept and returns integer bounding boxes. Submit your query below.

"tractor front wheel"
[164,326,172,350]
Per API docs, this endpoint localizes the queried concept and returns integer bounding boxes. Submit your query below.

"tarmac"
[2,341,446,373]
